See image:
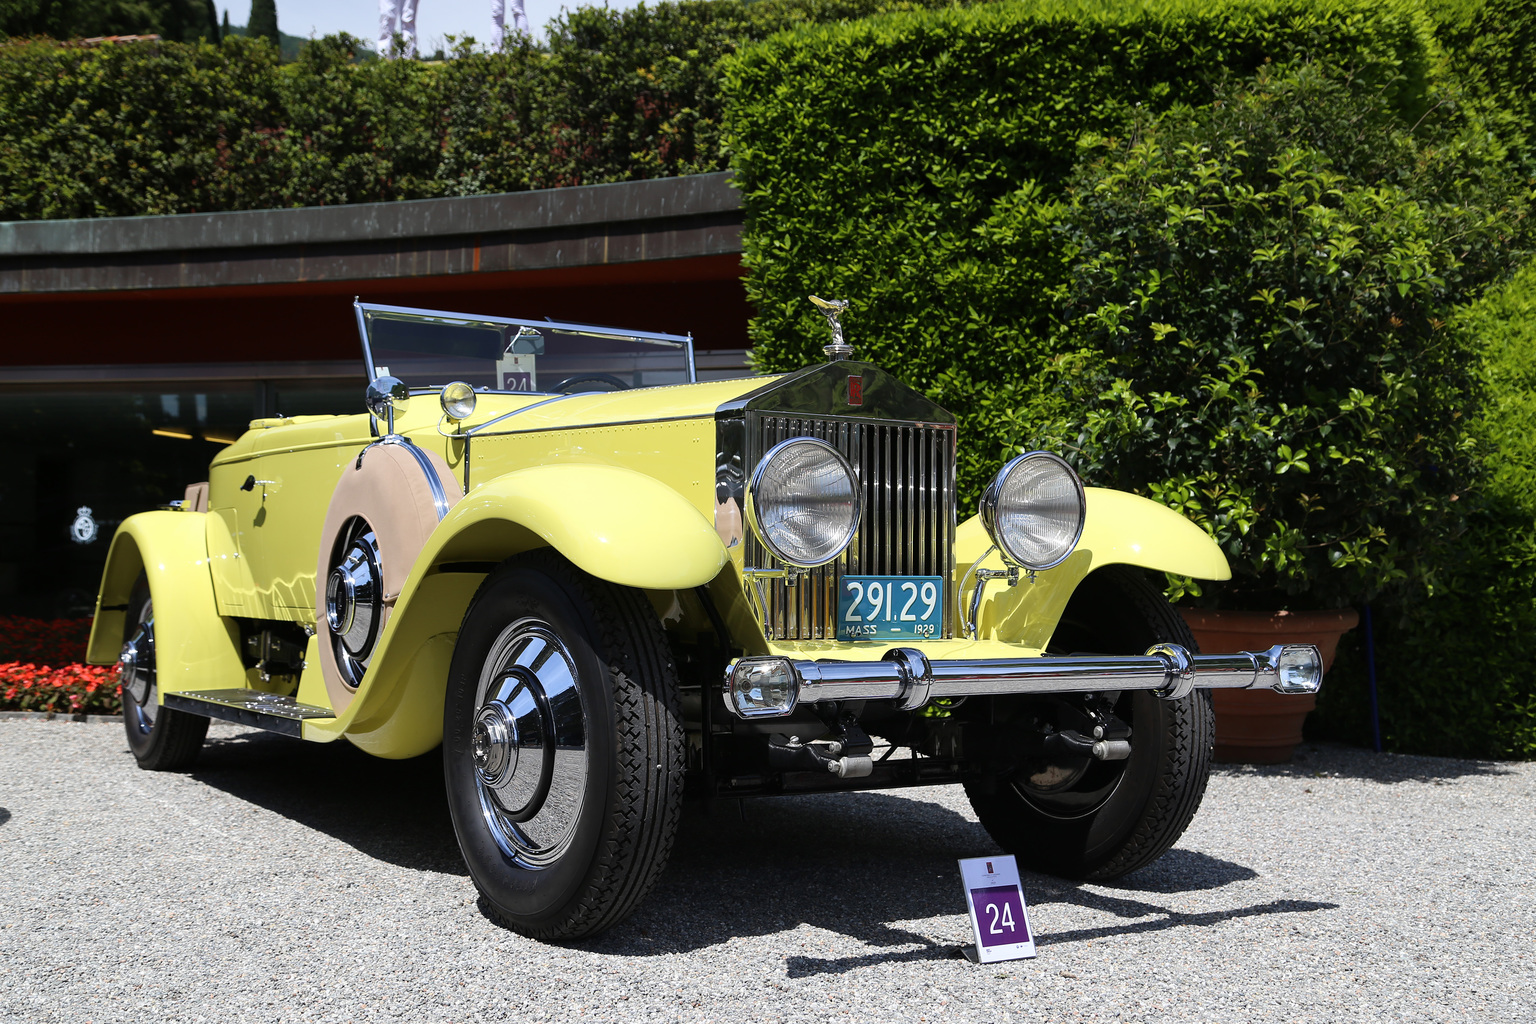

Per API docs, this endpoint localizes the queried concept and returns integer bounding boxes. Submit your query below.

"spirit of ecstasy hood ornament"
[809,295,852,362]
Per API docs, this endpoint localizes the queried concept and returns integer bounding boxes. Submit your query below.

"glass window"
[0,384,256,618]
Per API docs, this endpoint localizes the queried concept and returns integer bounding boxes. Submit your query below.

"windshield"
[354,301,695,394]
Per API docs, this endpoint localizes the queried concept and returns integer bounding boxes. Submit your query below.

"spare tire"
[315,441,463,713]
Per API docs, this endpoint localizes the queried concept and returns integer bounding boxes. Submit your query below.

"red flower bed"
[1,661,121,716]
[0,617,121,716]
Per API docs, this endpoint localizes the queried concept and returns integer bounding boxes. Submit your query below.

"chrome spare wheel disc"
[325,516,384,689]
[119,602,157,734]
[473,619,588,868]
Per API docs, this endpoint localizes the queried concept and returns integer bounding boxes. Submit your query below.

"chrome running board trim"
[165,688,336,738]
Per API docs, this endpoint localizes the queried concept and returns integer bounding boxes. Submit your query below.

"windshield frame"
[352,299,697,393]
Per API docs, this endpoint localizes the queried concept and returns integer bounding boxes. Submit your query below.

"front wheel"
[442,551,685,940]
[964,566,1214,881]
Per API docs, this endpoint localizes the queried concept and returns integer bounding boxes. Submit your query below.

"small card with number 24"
[958,855,1036,963]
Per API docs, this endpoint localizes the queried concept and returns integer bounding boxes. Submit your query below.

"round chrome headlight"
[746,437,861,568]
[440,380,477,420]
[979,452,1086,570]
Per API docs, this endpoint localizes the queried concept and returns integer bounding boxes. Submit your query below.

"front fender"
[959,487,1230,647]
[425,463,728,590]
[86,511,245,693]
[1074,488,1232,581]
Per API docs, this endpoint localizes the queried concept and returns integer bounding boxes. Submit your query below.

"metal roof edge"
[0,172,740,257]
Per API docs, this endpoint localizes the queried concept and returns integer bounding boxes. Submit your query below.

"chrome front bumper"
[722,643,1323,720]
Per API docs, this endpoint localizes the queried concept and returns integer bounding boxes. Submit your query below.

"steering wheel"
[553,373,630,394]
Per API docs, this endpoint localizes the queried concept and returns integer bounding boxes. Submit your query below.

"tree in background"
[247,0,276,46]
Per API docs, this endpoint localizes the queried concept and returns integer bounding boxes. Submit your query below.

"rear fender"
[303,463,728,756]
[958,487,1230,646]
[86,511,245,693]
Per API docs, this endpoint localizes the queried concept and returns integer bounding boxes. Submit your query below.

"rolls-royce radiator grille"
[746,414,957,640]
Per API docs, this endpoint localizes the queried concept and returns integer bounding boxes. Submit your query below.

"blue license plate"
[837,575,944,641]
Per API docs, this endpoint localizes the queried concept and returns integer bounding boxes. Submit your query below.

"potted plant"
[1042,66,1517,760]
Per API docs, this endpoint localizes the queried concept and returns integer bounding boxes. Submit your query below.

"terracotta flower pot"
[1177,608,1359,764]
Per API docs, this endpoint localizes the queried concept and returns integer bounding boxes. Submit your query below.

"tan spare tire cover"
[316,441,463,713]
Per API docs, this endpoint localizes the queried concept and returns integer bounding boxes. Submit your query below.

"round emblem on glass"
[70,506,98,545]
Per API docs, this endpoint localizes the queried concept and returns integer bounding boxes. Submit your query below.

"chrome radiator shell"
[716,362,958,641]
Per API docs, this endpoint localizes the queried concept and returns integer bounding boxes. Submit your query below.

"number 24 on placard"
[985,900,1017,935]
[844,580,938,622]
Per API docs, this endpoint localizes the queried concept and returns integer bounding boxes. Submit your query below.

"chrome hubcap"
[472,701,522,789]
[325,518,383,688]
[473,620,588,868]
[120,603,157,733]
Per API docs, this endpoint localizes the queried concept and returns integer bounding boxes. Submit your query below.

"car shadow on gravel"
[593,791,1331,973]
[1024,886,1337,951]
[190,728,466,876]
[592,790,977,965]
[182,731,1338,968]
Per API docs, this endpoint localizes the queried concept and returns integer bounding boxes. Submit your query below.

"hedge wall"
[0,0,979,220]
[1316,265,1536,759]
[724,0,1534,757]
[723,0,1442,501]
[1040,66,1518,610]
[1423,0,1536,178]
[0,0,220,43]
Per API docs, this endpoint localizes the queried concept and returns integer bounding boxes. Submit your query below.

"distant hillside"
[222,22,311,62]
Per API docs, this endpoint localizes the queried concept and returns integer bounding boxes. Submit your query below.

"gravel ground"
[1,720,1532,1024]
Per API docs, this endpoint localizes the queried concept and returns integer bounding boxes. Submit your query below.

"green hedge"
[1042,65,1517,609]
[726,0,1536,759]
[1423,0,1536,179]
[0,35,285,218]
[0,0,978,219]
[1315,264,1536,759]
[0,0,220,43]
[723,0,1441,502]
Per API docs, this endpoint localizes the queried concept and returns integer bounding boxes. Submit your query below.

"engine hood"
[716,360,954,424]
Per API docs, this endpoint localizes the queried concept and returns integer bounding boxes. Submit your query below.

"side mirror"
[508,325,545,355]
[365,376,409,434]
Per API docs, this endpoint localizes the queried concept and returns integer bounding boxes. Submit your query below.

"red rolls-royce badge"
[848,374,864,406]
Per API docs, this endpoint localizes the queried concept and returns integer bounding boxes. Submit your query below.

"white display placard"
[496,352,537,391]
[958,855,1036,963]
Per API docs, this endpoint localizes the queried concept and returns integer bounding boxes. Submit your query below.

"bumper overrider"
[722,643,1323,720]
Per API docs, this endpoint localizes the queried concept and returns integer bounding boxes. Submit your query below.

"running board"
[164,688,336,738]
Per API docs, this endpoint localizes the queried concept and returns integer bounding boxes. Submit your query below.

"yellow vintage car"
[87,299,1321,940]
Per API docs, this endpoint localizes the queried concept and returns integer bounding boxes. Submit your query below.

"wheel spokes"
[509,633,551,673]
